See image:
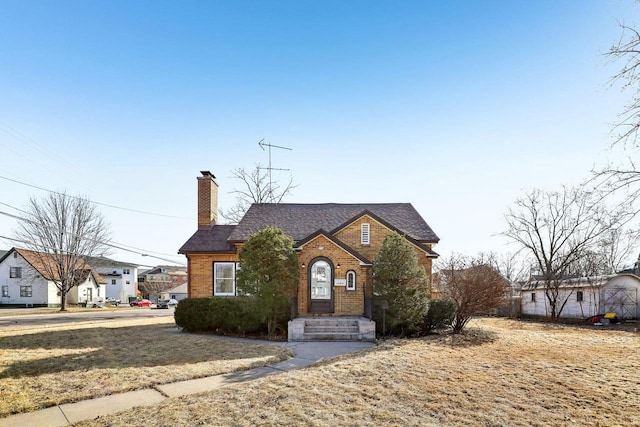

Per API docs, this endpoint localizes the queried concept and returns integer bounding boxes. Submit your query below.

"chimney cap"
[200,171,216,179]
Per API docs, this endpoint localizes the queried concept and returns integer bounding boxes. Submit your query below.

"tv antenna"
[258,138,292,197]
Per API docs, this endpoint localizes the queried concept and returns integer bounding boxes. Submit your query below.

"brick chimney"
[197,171,218,228]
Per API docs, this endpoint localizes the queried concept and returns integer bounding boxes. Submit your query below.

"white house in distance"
[521,271,640,320]
[0,248,107,307]
[87,256,139,303]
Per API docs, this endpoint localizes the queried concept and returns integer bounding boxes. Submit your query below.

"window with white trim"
[346,271,356,291]
[20,285,32,297]
[214,262,237,296]
[2,286,8,297]
[361,223,370,245]
[111,279,116,285]
[10,267,22,278]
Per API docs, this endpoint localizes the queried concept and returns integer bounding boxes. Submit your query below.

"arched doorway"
[308,258,334,313]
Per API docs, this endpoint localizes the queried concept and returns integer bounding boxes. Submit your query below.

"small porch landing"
[288,317,376,342]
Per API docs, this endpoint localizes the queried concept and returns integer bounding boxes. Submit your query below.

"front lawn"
[77,318,639,426]
[0,317,292,417]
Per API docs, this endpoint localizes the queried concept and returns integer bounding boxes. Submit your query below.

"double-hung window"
[214,262,237,296]
[20,285,32,297]
[10,267,22,278]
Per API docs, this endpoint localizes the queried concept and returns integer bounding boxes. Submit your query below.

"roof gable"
[227,203,439,243]
[296,229,372,265]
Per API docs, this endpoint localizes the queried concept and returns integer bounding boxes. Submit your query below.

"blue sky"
[0,0,638,267]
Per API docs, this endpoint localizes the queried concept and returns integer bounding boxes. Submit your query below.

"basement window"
[361,223,370,245]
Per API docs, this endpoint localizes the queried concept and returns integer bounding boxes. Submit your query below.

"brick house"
[179,171,439,340]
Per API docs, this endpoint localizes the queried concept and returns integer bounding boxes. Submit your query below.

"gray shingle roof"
[227,203,439,243]
[179,224,237,253]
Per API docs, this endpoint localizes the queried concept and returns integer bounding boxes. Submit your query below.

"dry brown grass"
[0,317,292,417]
[79,318,639,427]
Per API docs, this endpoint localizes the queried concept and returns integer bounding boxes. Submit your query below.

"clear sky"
[0,0,638,267]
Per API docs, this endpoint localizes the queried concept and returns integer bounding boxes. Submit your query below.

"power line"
[0,234,186,266]
[0,209,186,265]
[1,203,184,258]
[0,174,192,220]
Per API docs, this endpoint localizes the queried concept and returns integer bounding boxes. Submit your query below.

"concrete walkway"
[0,339,375,427]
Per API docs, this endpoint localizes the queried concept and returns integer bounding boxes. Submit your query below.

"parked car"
[130,299,152,307]
[105,297,120,306]
[157,299,179,309]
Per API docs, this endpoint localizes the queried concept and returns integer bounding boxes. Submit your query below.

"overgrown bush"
[372,232,429,336]
[423,298,455,331]
[174,297,265,335]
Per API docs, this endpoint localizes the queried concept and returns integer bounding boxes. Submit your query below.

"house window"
[20,285,32,297]
[576,291,584,302]
[10,267,22,278]
[126,280,130,284]
[123,269,130,274]
[531,292,536,302]
[346,271,356,291]
[214,262,236,296]
[2,286,8,297]
[111,279,116,285]
[361,223,370,245]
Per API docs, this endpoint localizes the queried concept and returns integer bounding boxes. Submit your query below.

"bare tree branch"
[14,192,111,311]
[219,164,296,224]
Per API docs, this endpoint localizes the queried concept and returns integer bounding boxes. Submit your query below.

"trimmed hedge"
[174,297,265,335]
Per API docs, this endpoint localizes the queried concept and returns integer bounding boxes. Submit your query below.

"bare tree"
[14,192,111,311]
[502,186,629,321]
[438,253,510,333]
[593,23,640,211]
[219,165,295,224]
[598,227,638,273]
[138,280,172,299]
[607,23,640,147]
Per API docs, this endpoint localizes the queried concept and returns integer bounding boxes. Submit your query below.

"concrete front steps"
[288,317,376,342]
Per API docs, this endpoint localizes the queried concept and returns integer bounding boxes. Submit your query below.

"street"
[0,307,175,328]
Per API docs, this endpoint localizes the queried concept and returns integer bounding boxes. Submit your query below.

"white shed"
[521,273,640,320]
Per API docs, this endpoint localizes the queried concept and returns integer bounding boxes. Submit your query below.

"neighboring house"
[0,250,7,260]
[138,265,187,299]
[160,282,188,301]
[179,171,440,340]
[139,265,187,287]
[521,272,640,320]
[0,248,106,307]
[85,256,139,303]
